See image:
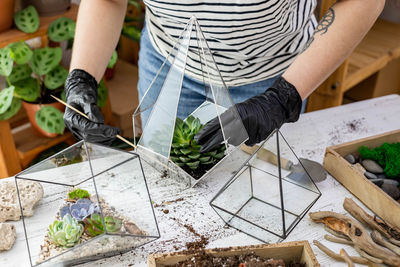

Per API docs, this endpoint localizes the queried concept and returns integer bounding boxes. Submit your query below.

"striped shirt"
[144,0,317,86]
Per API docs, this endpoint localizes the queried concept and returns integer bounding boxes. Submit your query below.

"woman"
[64,0,385,149]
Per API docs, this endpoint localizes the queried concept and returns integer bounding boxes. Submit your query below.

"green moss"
[358,142,400,178]
[68,188,90,200]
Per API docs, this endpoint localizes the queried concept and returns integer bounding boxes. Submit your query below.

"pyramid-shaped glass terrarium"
[210,129,321,243]
[15,141,160,267]
[133,17,248,187]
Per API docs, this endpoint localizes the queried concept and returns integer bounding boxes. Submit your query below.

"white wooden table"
[2,94,400,267]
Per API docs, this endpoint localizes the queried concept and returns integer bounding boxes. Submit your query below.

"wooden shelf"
[0,4,78,47]
[344,19,400,91]
[13,125,74,168]
[307,17,400,112]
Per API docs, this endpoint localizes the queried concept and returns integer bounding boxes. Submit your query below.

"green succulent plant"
[170,115,226,171]
[48,214,84,248]
[84,213,122,237]
[68,188,90,200]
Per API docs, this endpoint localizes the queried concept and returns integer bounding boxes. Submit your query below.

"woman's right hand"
[63,69,120,145]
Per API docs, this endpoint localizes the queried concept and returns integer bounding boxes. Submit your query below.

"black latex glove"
[195,76,302,152]
[64,69,120,145]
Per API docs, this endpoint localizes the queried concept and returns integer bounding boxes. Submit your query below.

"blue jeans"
[137,23,305,125]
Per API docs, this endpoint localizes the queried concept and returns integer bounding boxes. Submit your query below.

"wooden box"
[324,129,400,227]
[148,241,319,266]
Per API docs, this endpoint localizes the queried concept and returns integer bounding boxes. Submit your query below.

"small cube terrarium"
[15,141,159,266]
[210,129,321,243]
[133,16,249,187]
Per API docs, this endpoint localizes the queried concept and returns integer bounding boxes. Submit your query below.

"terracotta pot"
[0,0,15,33]
[23,0,71,17]
[22,101,65,138]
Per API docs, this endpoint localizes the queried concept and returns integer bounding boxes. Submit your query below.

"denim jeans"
[137,23,305,125]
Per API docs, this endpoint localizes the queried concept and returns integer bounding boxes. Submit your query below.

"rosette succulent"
[170,116,226,170]
[48,214,84,248]
[84,213,122,237]
[60,198,99,221]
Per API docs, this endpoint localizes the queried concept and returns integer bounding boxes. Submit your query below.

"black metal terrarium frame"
[210,129,321,242]
[15,141,160,267]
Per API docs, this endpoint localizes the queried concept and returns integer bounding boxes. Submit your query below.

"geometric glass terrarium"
[15,141,160,266]
[210,129,321,243]
[133,16,248,187]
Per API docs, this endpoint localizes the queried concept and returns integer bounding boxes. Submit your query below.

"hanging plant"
[14,6,40,34]
[14,78,40,102]
[30,47,62,76]
[0,47,13,77]
[44,65,68,90]
[35,106,65,134]
[0,98,22,120]
[47,17,76,42]
[0,86,15,114]
[7,42,33,65]
[8,64,32,84]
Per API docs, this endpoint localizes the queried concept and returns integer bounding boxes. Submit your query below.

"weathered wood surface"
[2,94,400,267]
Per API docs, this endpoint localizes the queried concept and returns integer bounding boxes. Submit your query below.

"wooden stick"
[340,248,355,267]
[51,95,179,175]
[325,234,354,245]
[312,240,370,265]
[324,226,351,240]
[354,246,383,264]
[371,230,400,256]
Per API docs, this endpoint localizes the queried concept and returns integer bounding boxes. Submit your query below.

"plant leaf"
[47,17,76,42]
[199,156,211,162]
[30,47,62,75]
[214,151,225,159]
[14,78,40,102]
[8,64,32,84]
[188,154,200,160]
[97,80,108,107]
[0,86,15,114]
[61,90,66,102]
[180,148,192,155]
[44,65,68,89]
[7,42,33,65]
[35,106,65,134]
[121,25,141,41]
[0,98,21,120]
[186,161,200,170]
[0,48,13,76]
[14,6,40,33]
[107,51,118,68]
[179,157,190,163]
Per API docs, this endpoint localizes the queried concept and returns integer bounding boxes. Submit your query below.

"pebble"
[370,179,384,187]
[383,179,400,187]
[344,154,356,164]
[381,183,400,200]
[0,223,16,251]
[361,159,384,174]
[377,174,387,179]
[364,171,377,180]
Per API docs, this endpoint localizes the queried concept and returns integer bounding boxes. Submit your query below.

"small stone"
[364,171,377,180]
[361,159,384,174]
[370,179,384,187]
[0,223,16,251]
[344,154,356,164]
[377,174,387,179]
[381,183,400,200]
[383,179,400,187]
[0,180,43,222]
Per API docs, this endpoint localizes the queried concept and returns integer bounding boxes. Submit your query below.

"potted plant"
[0,0,15,33]
[22,0,71,17]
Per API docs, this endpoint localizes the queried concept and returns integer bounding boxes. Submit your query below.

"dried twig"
[343,198,400,241]
[325,234,354,245]
[371,230,400,256]
[312,240,370,265]
[324,225,351,240]
[354,246,383,264]
[340,248,355,267]
[309,211,400,266]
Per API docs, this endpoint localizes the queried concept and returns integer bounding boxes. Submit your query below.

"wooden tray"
[148,241,319,266]
[324,129,400,227]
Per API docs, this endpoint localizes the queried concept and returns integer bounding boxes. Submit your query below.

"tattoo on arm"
[303,7,336,51]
